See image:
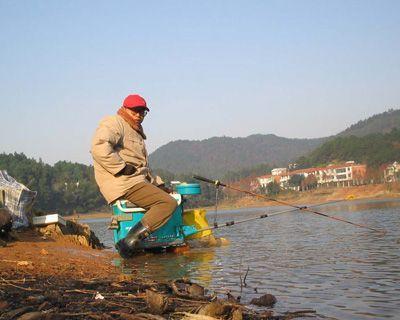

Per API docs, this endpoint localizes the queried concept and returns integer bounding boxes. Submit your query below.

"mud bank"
[0,227,316,320]
[213,183,400,211]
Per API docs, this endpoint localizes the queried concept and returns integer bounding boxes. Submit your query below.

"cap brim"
[124,105,149,111]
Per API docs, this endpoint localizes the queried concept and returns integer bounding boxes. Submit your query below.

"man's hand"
[118,164,136,176]
[158,184,172,194]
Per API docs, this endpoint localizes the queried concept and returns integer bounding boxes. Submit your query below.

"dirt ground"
[0,228,316,320]
[0,229,118,280]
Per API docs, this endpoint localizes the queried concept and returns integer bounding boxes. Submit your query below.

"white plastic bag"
[0,170,37,228]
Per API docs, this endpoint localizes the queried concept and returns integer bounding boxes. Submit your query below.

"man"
[91,94,177,258]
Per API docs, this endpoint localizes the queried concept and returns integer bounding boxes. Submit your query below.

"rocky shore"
[0,223,316,320]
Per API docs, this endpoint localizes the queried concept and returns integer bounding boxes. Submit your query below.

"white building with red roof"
[257,161,367,191]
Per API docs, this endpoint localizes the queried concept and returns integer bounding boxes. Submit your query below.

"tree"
[266,182,280,195]
[289,174,304,188]
[296,128,400,169]
[301,174,317,190]
[0,152,106,214]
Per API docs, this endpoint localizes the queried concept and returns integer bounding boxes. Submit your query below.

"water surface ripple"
[84,199,400,319]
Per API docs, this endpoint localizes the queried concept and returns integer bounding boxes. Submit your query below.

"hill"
[149,135,326,178]
[338,108,400,137]
[297,128,400,168]
[149,108,400,177]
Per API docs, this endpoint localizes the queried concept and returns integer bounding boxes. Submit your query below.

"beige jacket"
[91,115,163,204]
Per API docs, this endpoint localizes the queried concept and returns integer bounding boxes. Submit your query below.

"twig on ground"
[0,277,41,292]
[65,288,97,294]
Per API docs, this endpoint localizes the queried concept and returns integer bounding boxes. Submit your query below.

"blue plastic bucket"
[175,183,201,195]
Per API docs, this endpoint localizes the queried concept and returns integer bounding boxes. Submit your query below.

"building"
[383,162,400,182]
[257,161,367,191]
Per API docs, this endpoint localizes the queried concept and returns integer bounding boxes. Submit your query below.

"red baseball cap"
[122,94,149,111]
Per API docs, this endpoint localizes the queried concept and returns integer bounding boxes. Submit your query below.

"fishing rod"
[193,175,386,234]
[189,199,347,234]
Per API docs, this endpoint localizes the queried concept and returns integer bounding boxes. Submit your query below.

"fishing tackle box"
[110,183,204,249]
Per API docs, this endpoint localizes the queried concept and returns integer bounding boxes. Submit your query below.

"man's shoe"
[115,239,134,259]
[115,221,150,259]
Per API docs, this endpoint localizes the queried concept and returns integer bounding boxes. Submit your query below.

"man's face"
[127,107,148,124]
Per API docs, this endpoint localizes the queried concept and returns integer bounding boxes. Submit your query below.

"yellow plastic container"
[182,209,212,239]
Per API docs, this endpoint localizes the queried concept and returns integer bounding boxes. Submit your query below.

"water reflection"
[114,248,217,288]
[85,199,400,320]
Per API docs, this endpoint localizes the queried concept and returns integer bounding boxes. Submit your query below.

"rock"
[171,279,208,299]
[226,291,240,303]
[250,293,277,307]
[188,283,205,297]
[181,313,219,320]
[198,300,232,317]
[36,220,104,249]
[232,309,243,320]
[145,289,173,314]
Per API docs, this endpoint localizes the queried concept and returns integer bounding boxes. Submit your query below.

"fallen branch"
[0,278,41,292]
[56,311,94,317]
[65,288,97,294]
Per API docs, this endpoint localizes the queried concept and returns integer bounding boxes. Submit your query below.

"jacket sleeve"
[91,117,126,175]
[147,170,164,186]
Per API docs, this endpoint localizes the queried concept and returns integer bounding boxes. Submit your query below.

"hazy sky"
[1,1,399,165]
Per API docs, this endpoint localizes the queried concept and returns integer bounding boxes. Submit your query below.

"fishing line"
[190,199,346,234]
[193,175,386,235]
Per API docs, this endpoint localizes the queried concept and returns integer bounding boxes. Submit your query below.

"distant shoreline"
[66,183,400,220]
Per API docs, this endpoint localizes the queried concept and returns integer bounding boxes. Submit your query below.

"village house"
[383,161,400,182]
[257,161,368,192]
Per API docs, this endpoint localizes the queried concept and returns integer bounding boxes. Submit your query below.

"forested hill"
[0,153,105,214]
[149,109,400,177]
[338,109,400,137]
[149,135,326,178]
[297,128,400,168]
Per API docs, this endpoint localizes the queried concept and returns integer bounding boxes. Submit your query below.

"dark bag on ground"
[0,190,12,236]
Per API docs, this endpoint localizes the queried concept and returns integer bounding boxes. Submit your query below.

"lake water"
[82,199,400,319]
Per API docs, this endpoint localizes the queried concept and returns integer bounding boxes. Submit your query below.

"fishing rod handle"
[193,175,225,186]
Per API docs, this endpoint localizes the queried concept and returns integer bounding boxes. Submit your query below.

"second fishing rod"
[193,175,386,234]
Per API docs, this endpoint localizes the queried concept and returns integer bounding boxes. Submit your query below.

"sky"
[0,0,399,165]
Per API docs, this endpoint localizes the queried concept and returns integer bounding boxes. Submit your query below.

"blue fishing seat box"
[110,184,201,249]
